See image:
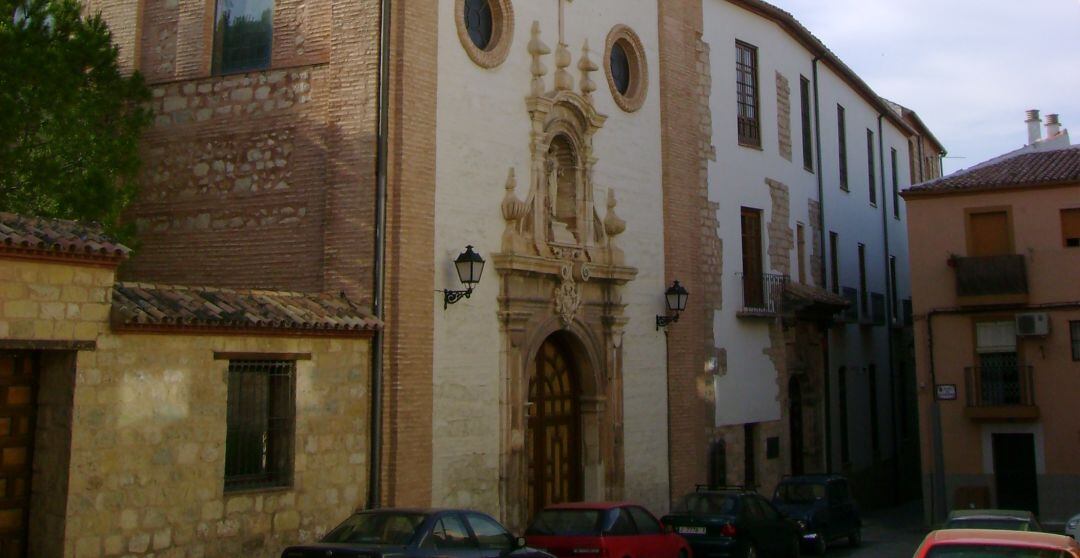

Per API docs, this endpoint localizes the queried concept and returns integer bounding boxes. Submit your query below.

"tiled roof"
[111,283,382,335]
[0,212,130,263]
[905,146,1080,195]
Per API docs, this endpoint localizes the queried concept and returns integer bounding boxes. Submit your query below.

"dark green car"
[662,486,802,558]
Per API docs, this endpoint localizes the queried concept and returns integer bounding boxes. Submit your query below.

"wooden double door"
[0,352,38,558]
[526,337,583,519]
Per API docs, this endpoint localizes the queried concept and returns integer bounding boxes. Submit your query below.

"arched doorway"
[527,334,583,517]
[789,377,805,475]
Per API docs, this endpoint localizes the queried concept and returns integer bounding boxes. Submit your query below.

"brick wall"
[659,0,718,503]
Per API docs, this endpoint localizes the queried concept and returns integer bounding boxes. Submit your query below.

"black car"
[662,486,802,558]
[771,475,861,555]
[280,508,554,558]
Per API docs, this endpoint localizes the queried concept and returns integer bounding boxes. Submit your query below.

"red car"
[914,529,1080,558]
[524,502,691,558]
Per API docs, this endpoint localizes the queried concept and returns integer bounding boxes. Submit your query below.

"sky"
[774,0,1080,175]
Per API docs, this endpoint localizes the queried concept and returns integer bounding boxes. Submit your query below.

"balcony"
[952,254,1028,305]
[737,273,785,318]
[963,365,1038,421]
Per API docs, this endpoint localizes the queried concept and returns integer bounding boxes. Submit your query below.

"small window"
[736,41,761,147]
[891,148,900,219]
[429,515,475,550]
[465,513,512,551]
[463,0,493,50]
[800,76,813,171]
[224,359,295,491]
[858,243,868,316]
[604,26,648,112]
[627,507,661,535]
[1070,321,1080,361]
[829,231,840,294]
[867,129,877,205]
[837,105,848,191]
[212,0,274,75]
[1062,208,1080,248]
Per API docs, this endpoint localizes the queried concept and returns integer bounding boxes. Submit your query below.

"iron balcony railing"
[964,365,1035,408]
[739,272,786,315]
[952,255,1028,297]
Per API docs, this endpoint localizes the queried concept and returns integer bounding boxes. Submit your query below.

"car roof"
[947,509,1035,520]
[351,507,474,516]
[923,529,1079,550]
[543,501,641,511]
[778,474,845,484]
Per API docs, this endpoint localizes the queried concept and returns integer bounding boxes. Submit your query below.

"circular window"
[455,0,514,69]
[604,25,648,112]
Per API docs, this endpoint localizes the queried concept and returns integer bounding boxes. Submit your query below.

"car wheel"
[848,527,861,547]
[812,534,827,555]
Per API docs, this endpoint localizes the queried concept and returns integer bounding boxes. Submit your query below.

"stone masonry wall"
[776,72,792,161]
[63,333,370,558]
[0,260,114,343]
[766,178,792,276]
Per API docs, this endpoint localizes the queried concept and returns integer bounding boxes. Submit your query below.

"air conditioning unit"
[1015,313,1050,337]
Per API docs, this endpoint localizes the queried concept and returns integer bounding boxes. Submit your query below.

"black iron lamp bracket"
[444,288,474,309]
[656,312,681,331]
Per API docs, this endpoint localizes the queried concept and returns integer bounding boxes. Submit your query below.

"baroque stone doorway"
[527,334,583,517]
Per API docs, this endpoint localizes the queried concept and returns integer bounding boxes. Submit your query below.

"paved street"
[827,501,928,558]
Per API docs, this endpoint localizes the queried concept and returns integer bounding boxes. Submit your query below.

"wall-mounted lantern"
[443,245,485,309]
[656,280,689,330]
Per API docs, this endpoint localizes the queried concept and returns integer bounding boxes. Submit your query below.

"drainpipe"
[368,0,392,510]
[811,57,832,473]
[877,114,900,504]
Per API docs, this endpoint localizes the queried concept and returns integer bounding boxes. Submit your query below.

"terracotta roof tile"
[0,212,130,263]
[906,146,1080,195]
[111,282,382,335]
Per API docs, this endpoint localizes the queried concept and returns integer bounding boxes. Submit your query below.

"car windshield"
[525,509,602,536]
[673,493,738,515]
[926,544,1067,558]
[945,519,1031,531]
[321,512,426,545]
[774,483,826,504]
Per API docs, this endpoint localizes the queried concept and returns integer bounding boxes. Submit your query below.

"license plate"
[677,526,706,535]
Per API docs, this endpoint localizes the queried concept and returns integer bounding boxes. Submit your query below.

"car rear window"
[322,512,426,545]
[944,519,1031,531]
[526,509,602,536]
[775,483,826,504]
[673,493,738,515]
[926,544,1067,558]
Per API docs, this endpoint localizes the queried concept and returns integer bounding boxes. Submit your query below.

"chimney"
[1026,109,1042,144]
[1046,113,1061,138]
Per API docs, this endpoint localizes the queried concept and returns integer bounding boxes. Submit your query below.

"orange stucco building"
[903,143,1080,525]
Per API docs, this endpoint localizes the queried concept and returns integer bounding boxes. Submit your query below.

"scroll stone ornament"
[554,263,582,328]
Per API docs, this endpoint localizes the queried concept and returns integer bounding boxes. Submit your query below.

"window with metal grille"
[867,129,877,205]
[891,148,900,219]
[800,76,813,171]
[224,360,295,491]
[212,0,274,75]
[736,41,760,147]
[837,105,848,190]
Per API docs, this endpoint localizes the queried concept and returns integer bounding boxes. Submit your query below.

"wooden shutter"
[741,208,764,307]
[968,211,1010,256]
[1062,209,1080,247]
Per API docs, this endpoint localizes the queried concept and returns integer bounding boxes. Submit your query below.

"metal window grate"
[224,360,295,492]
[736,41,760,146]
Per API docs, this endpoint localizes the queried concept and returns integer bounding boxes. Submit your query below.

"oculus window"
[609,41,631,95]
[604,25,648,112]
[463,0,493,50]
[213,0,274,75]
[455,0,513,68]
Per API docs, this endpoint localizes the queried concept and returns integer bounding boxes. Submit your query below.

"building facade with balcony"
[903,133,1080,525]
[702,0,942,507]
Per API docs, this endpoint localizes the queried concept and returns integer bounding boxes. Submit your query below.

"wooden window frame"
[837,105,848,191]
[736,41,761,148]
[800,76,813,171]
[224,359,296,493]
[964,206,1015,257]
[867,129,877,206]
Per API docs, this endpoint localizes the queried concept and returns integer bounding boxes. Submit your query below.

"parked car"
[771,475,861,555]
[662,485,801,558]
[1067,513,1080,542]
[525,501,691,558]
[280,508,554,558]
[913,529,1080,557]
[944,509,1043,532]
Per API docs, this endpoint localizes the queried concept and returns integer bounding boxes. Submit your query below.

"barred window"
[736,41,760,147]
[212,0,274,75]
[224,360,295,491]
[837,105,848,190]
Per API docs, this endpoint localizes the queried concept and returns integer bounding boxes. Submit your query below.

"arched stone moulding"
[603,24,649,113]
[455,0,515,69]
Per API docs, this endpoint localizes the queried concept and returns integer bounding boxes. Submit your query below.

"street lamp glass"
[665,280,689,313]
[454,245,485,286]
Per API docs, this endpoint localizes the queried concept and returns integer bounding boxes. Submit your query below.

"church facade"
[6,0,943,555]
